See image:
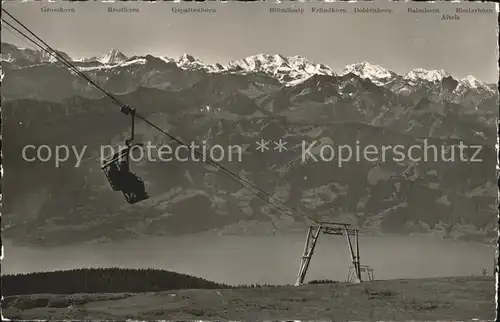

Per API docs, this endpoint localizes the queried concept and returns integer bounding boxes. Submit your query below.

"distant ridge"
[1,42,495,87]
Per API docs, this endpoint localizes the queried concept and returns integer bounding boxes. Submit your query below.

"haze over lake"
[3,234,494,285]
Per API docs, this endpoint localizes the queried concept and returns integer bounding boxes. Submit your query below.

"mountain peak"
[287,55,313,67]
[456,75,494,93]
[404,68,448,83]
[176,53,206,70]
[252,53,287,61]
[178,53,197,63]
[1,42,74,65]
[461,75,481,88]
[340,61,394,85]
[226,53,336,86]
[97,49,127,65]
[234,53,289,69]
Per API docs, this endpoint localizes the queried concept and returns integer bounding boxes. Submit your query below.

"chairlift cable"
[2,9,312,221]
[2,10,125,108]
[1,19,82,76]
[2,12,305,219]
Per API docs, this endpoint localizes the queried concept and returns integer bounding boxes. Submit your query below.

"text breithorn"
[108,7,140,13]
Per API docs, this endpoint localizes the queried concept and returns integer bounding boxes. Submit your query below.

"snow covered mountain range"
[2,43,495,93]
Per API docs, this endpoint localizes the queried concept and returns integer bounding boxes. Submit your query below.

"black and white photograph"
[1,1,498,320]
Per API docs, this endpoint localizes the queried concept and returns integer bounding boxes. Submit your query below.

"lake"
[2,234,495,285]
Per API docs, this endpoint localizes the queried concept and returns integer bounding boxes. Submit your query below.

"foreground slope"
[3,277,494,320]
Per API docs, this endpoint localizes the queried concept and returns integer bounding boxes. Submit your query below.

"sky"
[2,1,498,82]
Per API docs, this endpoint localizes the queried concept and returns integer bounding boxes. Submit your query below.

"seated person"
[121,172,148,203]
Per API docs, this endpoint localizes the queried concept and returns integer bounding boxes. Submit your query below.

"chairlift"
[100,106,149,204]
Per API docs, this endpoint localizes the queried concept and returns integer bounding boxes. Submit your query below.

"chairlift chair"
[100,106,150,204]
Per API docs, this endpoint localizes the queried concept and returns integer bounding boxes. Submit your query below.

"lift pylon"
[347,264,374,283]
[294,221,364,286]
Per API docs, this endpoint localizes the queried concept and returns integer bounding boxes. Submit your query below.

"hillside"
[1,43,498,246]
[2,89,497,246]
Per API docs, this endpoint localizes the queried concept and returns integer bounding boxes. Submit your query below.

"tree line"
[2,268,231,296]
[2,268,338,296]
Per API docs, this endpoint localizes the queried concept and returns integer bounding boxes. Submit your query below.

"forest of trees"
[2,268,232,296]
[2,268,331,296]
